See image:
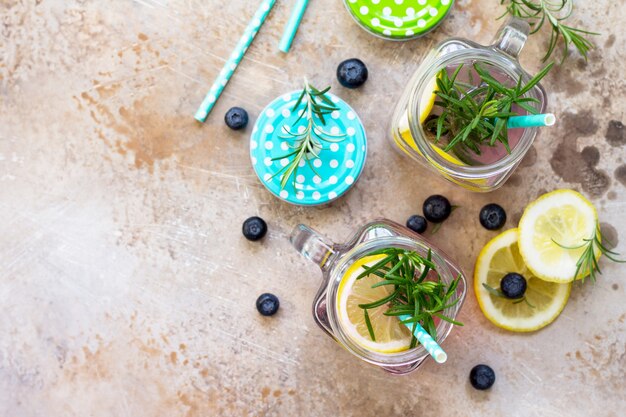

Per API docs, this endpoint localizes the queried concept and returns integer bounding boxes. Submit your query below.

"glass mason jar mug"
[390,18,548,192]
[290,219,466,374]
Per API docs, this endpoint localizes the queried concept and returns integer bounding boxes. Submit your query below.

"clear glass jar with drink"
[290,219,467,374]
[390,18,549,192]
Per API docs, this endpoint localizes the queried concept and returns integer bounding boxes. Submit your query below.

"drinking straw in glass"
[194,0,277,123]
[399,315,448,364]
[278,0,309,53]
[507,113,556,129]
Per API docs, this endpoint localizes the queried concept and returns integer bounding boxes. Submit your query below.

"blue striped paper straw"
[399,315,448,364]
[194,0,277,123]
[507,113,556,129]
[278,0,309,53]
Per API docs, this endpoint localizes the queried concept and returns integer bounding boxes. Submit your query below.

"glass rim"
[406,48,547,179]
[325,236,467,367]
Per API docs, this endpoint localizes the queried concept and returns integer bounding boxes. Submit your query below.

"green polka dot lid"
[343,0,453,40]
[250,91,367,206]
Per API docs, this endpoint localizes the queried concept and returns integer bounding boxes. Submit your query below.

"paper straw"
[399,314,448,364]
[506,113,556,129]
[194,0,277,123]
[278,0,309,53]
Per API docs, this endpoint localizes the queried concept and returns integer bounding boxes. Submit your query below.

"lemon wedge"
[518,189,600,283]
[337,255,412,353]
[474,229,571,332]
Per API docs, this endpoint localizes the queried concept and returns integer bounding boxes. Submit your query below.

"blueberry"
[500,273,527,299]
[225,107,249,130]
[337,58,368,89]
[256,293,280,316]
[470,364,496,390]
[242,216,267,241]
[406,215,427,234]
[423,195,452,223]
[479,203,507,230]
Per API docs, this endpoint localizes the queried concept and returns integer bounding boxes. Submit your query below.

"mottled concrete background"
[0,0,624,416]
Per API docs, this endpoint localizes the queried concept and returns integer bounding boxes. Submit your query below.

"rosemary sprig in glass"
[553,223,626,283]
[270,79,346,189]
[356,248,463,348]
[499,0,599,62]
[424,62,553,155]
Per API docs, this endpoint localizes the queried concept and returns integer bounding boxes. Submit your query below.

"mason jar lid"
[343,0,453,40]
[250,91,367,206]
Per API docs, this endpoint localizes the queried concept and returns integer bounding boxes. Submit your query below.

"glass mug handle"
[290,224,335,271]
[491,17,530,59]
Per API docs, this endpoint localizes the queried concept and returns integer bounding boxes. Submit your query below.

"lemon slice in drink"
[337,255,412,353]
[518,189,600,283]
[474,229,571,332]
[397,76,466,167]
[419,75,439,124]
[398,75,437,135]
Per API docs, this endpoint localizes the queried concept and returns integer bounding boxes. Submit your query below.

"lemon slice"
[419,75,439,124]
[396,75,437,138]
[518,189,600,283]
[337,255,412,353]
[396,76,466,167]
[398,114,466,166]
[474,229,571,332]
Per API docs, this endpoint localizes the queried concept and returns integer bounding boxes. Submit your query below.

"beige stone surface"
[1,0,624,416]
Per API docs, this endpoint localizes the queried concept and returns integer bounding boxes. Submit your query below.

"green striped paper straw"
[278,0,309,53]
[399,314,448,364]
[507,113,556,129]
[194,0,277,123]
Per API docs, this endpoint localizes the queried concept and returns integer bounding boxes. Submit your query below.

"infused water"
[422,62,529,166]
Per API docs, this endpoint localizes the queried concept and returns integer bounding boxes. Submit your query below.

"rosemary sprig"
[499,0,599,62]
[270,79,346,189]
[425,62,553,155]
[553,223,626,283]
[482,283,535,308]
[357,248,463,346]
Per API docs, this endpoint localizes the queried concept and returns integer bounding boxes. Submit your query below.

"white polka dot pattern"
[343,0,453,40]
[250,90,367,206]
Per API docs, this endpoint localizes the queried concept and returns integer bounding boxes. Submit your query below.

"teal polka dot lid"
[343,0,453,40]
[250,91,367,206]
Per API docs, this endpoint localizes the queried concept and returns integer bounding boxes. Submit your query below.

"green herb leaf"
[270,79,347,189]
[431,62,552,155]
[363,309,376,342]
[518,62,554,95]
[358,291,398,310]
[553,223,626,283]
[499,0,599,62]
[357,248,463,344]
[482,283,535,308]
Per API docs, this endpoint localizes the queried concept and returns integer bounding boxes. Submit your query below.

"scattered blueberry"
[406,215,428,234]
[500,273,527,299]
[242,216,267,241]
[337,58,368,89]
[479,203,507,230]
[423,195,452,223]
[225,107,249,130]
[256,293,280,316]
[470,364,496,390]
